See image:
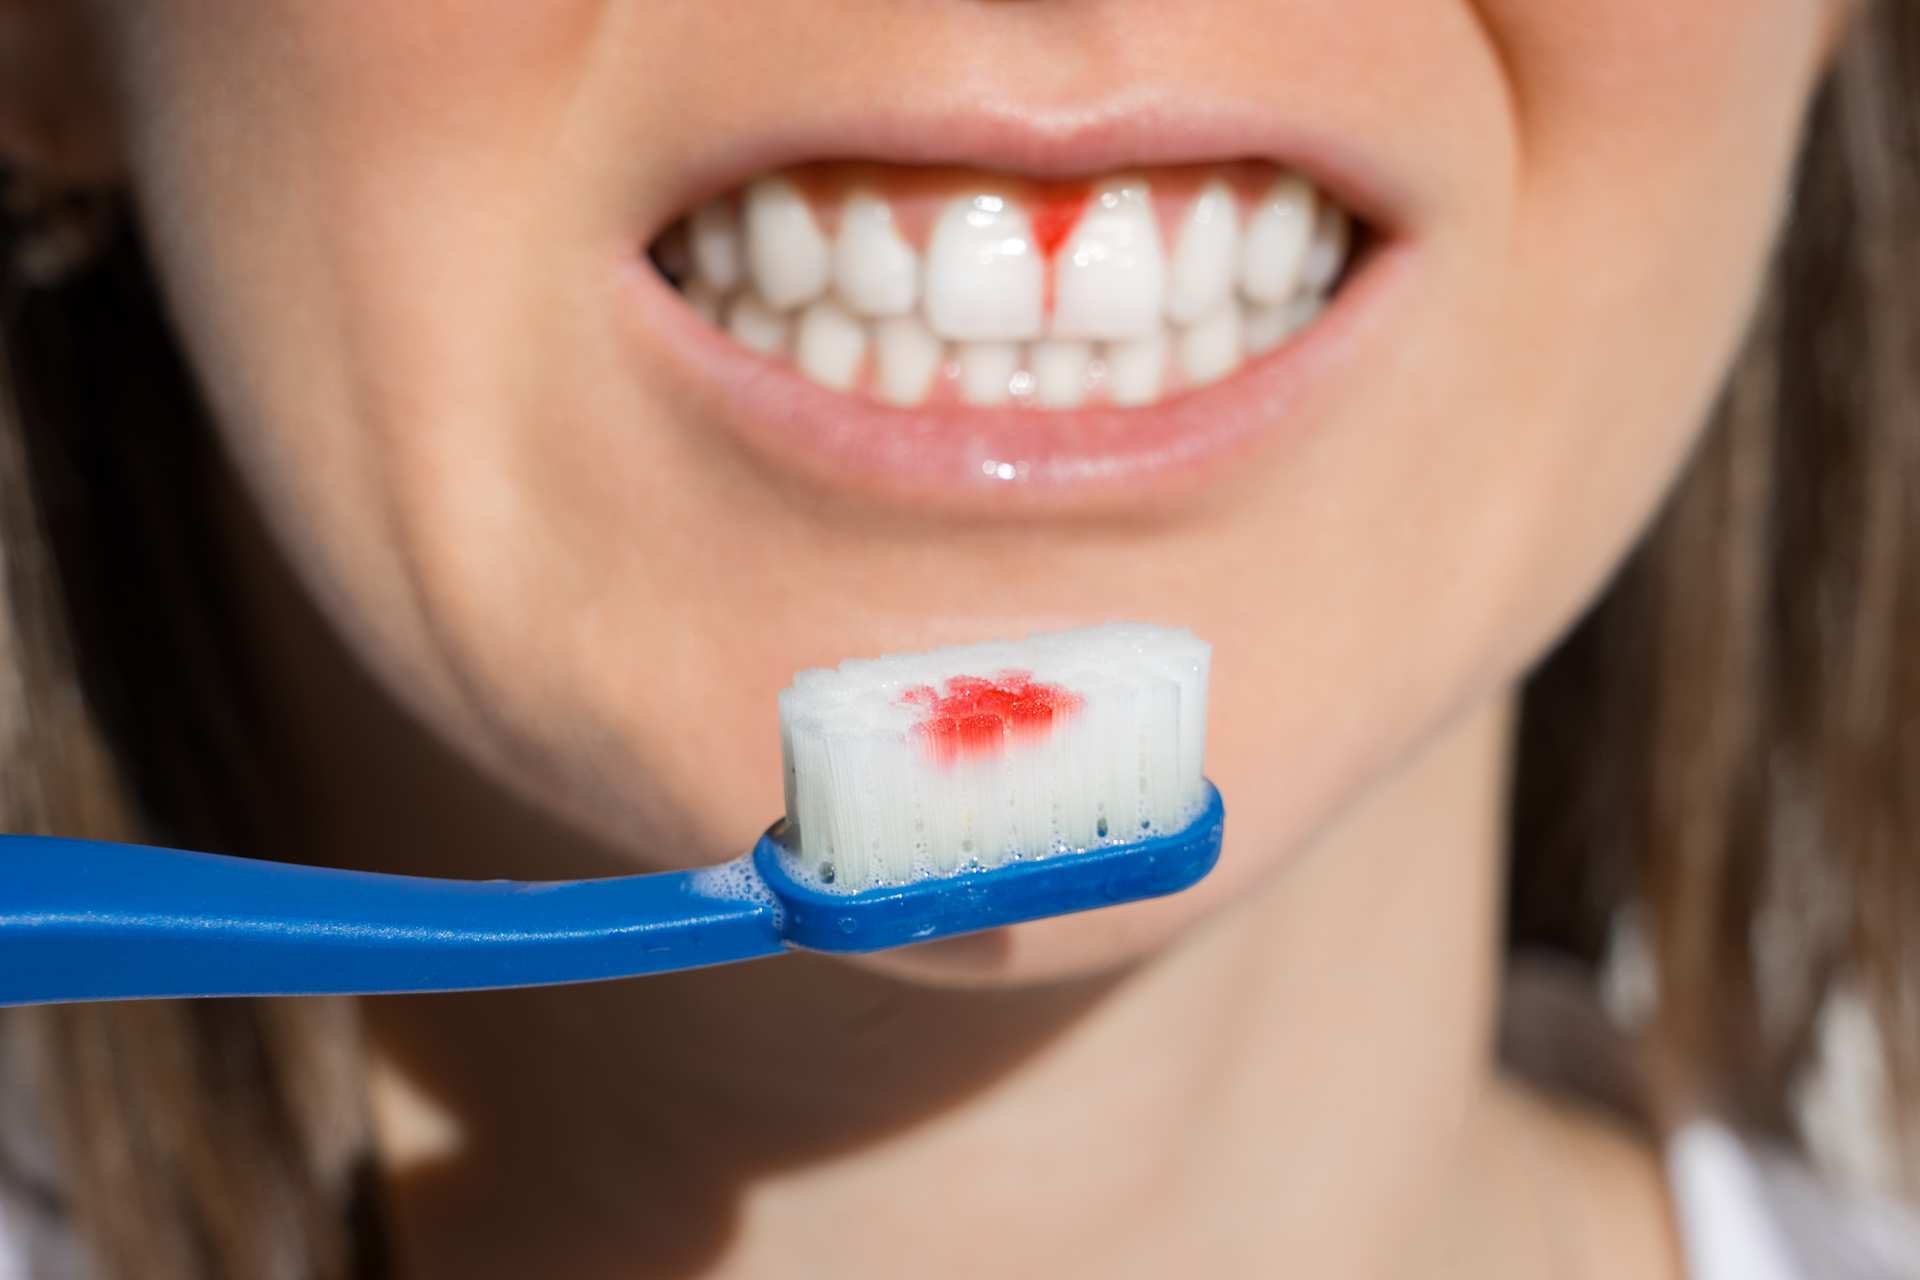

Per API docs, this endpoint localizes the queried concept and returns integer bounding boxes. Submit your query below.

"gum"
[751,159,1295,253]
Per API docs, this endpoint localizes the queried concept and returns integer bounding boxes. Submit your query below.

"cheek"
[1444,0,1830,664]
[95,0,735,840]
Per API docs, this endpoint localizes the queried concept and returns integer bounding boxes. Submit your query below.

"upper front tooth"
[690,199,743,291]
[833,193,918,317]
[1166,180,1240,325]
[925,195,1044,342]
[1240,175,1316,304]
[1051,181,1165,340]
[744,177,831,310]
[1299,201,1350,294]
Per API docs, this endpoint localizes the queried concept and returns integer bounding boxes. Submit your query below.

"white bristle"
[777,622,1211,892]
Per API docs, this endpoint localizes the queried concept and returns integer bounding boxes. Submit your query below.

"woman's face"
[66,1,1837,981]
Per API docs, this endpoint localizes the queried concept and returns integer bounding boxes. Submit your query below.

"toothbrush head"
[762,622,1222,951]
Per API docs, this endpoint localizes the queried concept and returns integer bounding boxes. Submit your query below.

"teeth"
[833,192,918,317]
[725,293,790,355]
[794,298,868,390]
[926,195,1044,342]
[1165,179,1240,326]
[874,314,945,406]
[744,177,831,310]
[1030,340,1094,408]
[1179,305,1242,386]
[1299,201,1351,294]
[690,199,743,292]
[664,164,1353,410]
[957,341,1021,405]
[1246,295,1322,355]
[1239,175,1315,304]
[1051,181,1165,340]
[1105,332,1168,407]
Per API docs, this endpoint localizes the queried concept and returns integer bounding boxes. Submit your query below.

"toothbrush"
[0,623,1222,1006]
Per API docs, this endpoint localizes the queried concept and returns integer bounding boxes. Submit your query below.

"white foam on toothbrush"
[777,623,1212,891]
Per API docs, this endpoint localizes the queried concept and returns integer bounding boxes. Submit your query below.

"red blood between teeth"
[905,670,1083,765]
[1030,191,1088,260]
[1030,187,1089,317]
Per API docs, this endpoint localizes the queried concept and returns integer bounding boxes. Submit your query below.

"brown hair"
[1,6,1915,1276]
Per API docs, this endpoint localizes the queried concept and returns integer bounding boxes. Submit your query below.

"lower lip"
[617,238,1416,514]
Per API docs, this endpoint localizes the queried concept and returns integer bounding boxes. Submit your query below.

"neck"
[217,470,1637,1279]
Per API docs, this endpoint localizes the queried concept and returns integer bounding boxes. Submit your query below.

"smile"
[621,108,1416,509]
[649,161,1354,411]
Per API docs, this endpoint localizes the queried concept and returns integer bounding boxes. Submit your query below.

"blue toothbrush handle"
[0,783,1226,1006]
[0,834,785,1006]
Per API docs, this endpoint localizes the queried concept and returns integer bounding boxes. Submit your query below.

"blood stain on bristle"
[904,670,1083,766]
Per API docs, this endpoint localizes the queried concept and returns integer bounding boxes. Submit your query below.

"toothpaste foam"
[778,622,1209,892]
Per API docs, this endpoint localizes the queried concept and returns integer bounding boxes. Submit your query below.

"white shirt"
[1670,1119,1920,1279]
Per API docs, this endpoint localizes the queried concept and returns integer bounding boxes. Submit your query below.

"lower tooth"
[958,342,1021,406]
[1180,306,1243,386]
[794,299,868,390]
[1030,340,1093,408]
[1105,332,1168,407]
[874,315,944,406]
[1245,295,1322,354]
[726,293,790,355]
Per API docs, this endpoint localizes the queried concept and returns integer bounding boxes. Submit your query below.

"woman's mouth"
[648,161,1353,411]
[621,114,1416,511]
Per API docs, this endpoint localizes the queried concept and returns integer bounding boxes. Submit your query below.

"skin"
[1,1,1855,1275]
